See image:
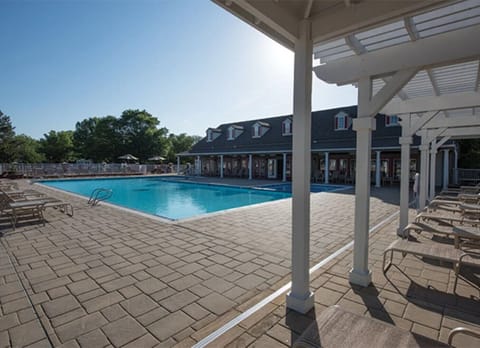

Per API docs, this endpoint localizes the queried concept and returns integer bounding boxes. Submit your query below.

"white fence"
[456,168,480,185]
[0,163,188,179]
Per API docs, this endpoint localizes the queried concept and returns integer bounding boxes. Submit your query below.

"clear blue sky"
[0,0,357,140]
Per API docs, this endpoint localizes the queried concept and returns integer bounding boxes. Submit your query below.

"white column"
[195,156,201,176]
[248,155,253,180]
[454,147,458,185]
[398,136,412,235]
[443,149,449,190]
[429,140,437,201]
[349,76,378,287]
[176,156,180,174]
[419,143,429,210]
[324,152,329,184]
[286,19,314,314]
[282,153,287,182]
[375,151,381,188]
[349,115,375,287]
[220,155,224,178]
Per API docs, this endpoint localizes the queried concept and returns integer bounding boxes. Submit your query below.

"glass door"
[267,159,277,179]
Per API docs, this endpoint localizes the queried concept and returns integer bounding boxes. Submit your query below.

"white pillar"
[419,143,429,210]
[398,136,412,235]
[195,156,201,176]
[176,156,180,174]
[220,155,224,178]
[375,151,381,188]
[282,153,287,182]
[429,140,437,201]
[443,149,449,190]
[324,152,329,184]
[286,19,314,314]
[349,114,375,287]
[454,147,458,185]
[248,155,252,180]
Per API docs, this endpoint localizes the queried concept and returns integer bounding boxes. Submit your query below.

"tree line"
[0,109,201,163]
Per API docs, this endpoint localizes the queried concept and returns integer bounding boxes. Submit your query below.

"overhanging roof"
[212,0,449,49]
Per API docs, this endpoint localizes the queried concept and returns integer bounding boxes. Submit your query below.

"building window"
[252,124,260,138]
[334,112,350,131]
[385,115,399,127]
[206,128,221,142]
[282,118,292,136]
[251,122,270,138]
[227,127,235,140]
[227,125,243,140]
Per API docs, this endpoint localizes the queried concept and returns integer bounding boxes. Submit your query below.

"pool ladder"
[88,188,112,206]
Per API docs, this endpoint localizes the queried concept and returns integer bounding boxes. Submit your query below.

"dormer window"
[206,128,221,142]
[251,121,270,138]
[282,118,292,136]
[227,125,244,140]
[385,115,399,127]
[334,111,350,131]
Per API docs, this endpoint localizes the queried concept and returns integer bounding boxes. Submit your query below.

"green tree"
[39,130,75,162]
[458,139,480,168]
[11,134,45,163]
[73,116,119,162]
[93,116,121,162]
[166,133,201,162]
[73,117,99,160]
[117,109,169,162]
[0,110,16,162]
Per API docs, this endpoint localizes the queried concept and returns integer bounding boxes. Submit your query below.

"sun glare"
[262,40,294,72]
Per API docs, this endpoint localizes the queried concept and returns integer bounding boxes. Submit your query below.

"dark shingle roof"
[187,105,422,155]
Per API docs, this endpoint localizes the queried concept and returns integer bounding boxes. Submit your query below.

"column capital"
[353,117,376,131]
[443,148,450,153]
[399,136,413,145]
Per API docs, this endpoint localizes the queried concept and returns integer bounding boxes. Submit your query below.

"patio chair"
[416,210,480,226]
[383,239,480,294]
[293,305,480,348]
[41,197,74,217]
[3,199,46,229]
[404,221,480,249]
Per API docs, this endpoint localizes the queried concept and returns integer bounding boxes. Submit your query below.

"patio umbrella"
[148,156,165,162]
[118,154,138,162]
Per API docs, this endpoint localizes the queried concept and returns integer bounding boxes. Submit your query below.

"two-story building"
[180,105,457,186]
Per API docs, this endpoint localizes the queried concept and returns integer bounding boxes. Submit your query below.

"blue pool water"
[39,177,346,220]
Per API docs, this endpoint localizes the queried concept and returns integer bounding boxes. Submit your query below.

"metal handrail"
[88,188,112,206]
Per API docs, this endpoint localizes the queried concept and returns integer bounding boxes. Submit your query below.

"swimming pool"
[39,177,292,220]
[39,177,347,220]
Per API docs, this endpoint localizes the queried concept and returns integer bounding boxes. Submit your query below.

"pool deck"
[0,177,479,347]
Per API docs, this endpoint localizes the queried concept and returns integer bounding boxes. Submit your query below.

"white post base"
[286,291,315,314]
[348,268,372,287]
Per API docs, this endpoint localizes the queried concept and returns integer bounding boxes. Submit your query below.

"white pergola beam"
[311,0,446,44]
[314,24,480,85]
[370,69,418,116]
[304,0,313,19]
[422,114,480,130]
[408,111,440,135]
[435,136,451,149]
[382,92,480,115]
[441,126,480,138]
[232,0,298,42]
[476,61,480,92]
